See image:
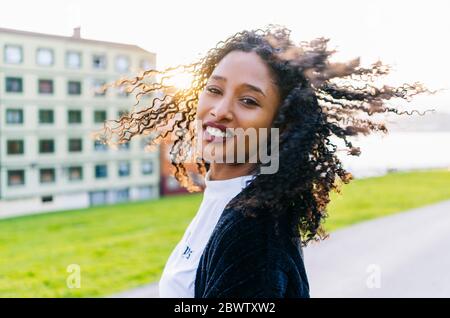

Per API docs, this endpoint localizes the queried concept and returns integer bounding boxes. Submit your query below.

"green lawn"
[324,168,450,231]
[0,168,449,297]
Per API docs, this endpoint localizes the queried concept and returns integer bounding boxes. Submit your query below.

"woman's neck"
[208,163,257,181]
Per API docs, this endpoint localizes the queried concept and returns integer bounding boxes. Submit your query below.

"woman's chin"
[201,146,250,164]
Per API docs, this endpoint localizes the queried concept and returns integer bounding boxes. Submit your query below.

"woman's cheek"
[196,99,208,120]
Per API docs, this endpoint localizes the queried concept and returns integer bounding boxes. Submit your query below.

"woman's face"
[196,50,280,164]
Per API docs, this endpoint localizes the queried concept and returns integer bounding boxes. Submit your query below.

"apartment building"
[0,27,160,217]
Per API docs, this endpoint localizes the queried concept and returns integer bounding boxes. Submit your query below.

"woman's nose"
[210,97,233,121]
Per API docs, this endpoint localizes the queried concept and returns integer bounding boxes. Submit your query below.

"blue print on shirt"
[182,246,193,259]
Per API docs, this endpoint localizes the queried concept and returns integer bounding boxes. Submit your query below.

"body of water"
[335,132,450,178]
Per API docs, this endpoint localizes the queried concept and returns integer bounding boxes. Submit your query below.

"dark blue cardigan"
[194,191,310,298]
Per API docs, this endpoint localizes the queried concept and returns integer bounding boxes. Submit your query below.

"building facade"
[0,27,160,217]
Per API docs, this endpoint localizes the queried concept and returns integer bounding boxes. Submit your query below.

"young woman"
[99,25,433,298]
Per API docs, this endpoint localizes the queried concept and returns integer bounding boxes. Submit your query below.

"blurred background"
[0,0,449,298]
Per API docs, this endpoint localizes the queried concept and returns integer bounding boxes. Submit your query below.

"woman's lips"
[202,127,231,143]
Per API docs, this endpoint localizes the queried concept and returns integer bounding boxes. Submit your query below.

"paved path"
[111,282,160,298]
[111,199,450,298]
[304,199,450,297]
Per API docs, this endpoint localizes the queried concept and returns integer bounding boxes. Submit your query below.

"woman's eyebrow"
[210,75,266,97]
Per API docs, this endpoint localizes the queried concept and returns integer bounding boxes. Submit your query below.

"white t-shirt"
[158,169,255,298]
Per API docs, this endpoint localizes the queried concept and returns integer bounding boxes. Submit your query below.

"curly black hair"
[97,24,436,246]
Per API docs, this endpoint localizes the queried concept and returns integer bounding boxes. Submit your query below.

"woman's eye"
[241,98,259,107]
[206,87,221,95]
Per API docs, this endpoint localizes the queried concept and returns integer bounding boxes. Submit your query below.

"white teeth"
[206,126,233,138]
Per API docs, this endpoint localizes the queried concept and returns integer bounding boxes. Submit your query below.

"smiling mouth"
[205,126,234,138]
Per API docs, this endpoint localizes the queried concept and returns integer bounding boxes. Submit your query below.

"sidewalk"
[110,282,159,298]
[110,199,450,298]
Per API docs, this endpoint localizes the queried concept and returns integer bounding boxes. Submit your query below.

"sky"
[1,0,449,112]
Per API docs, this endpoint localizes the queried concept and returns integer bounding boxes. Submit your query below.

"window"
[115,188,130,203]
[66,51,81,69]
[39,139,55,153]
[140,59,151,70]
[117,109,129,118]
[142,161,153,175]
[68,110,82,124]
[138,185,156,199]
[118,142,130,151]
[38,79,54,94]
[6,109,23,124]
[68,81,82,95]
[93,79,106,96]
[68,166,83,181]
[94,110,107,123]
[4,45,23,64]
[94,140,108,151]
[42,196,53,203]
[5,77,23,93]
[95,164,108,179]
[40,168,55,183]
[36,48,54,66]
[115,55,130,73]
[118,161,131,177]
[140,134,156,150]
[167,175,181,191]
[92,54,106,69]
[39,109,54,124]
[117,85,130,98]
[68,138,83,152]
[7,140,24,155]
[90,190,107,205]
[8,170,25,186]
[141,138,148,150]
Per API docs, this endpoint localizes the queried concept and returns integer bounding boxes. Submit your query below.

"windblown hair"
[98,25,435,246]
